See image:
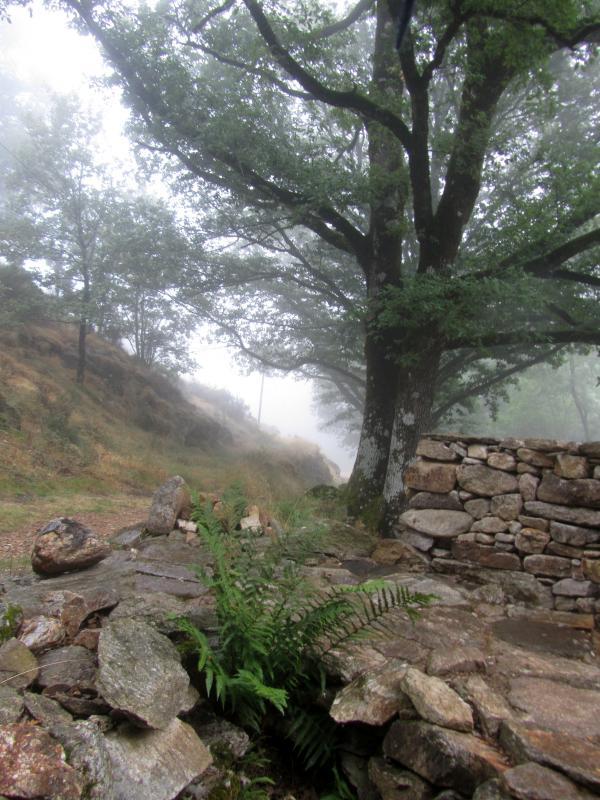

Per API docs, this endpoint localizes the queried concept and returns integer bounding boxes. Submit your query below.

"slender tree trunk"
[76,270,91,385]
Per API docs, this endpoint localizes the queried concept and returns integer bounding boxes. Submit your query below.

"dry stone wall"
[400,435,600,615]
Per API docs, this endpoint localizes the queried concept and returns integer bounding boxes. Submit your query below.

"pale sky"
[0,2,357,475]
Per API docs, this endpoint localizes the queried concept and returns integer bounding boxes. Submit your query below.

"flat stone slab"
[96,618,190,729]
[491,618,592,659]
[499,720,600,792]
[507,677,600,741]
[104,718,212,800]
[501,762,597,800]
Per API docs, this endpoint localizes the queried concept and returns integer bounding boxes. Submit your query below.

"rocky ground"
[0,479,599,800]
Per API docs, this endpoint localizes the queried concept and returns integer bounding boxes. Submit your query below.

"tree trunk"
[346,330,398,522]
[76,316,87,385]
[76,268,91,385]
[381,350,441,532]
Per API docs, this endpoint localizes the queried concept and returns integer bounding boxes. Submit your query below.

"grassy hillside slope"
[0,321,338,533]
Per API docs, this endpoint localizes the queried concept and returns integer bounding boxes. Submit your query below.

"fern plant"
[181,492,432,770]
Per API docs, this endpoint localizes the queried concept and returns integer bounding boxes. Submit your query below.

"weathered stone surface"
[0,722,82,799]
[501,762,596,800]
[476,533,495,545]
[23,692,73,727]
[0,685,24,724]
[37,645,96,693]
[96,618,190,729]
[73,628,101,650]
[109,591,216,635]
[491,494,523,521]
[49,719,115,800]
[518,516,548,531]
[403,531,435,552]
[110,525,145,549]
[146,475,191,535]
[399,510,473,539]
[552,579,596,597]
[417,439,458,462]
[104,718,212,800]
[550,520,598,547]
[465,499,491,520]
[524,501,600,528]
[432,562,551,606]
[468,444,489,460]
[579,441,600,458]
[408,491,464,511]
[583,558,600,583]
[538,473,600,509]
[31,518,110,576]
[507,677,600,741]
[400,668,473,732]
[515,529,550,555]
[487,453,517,472]
[517,463,540,475]
[471,518,508,534]
[404,462,457,494]
[383,720,507,795]
[458,676,513,738]
[472,779,510,800]
[193,710,250,760]
[18,615,66,654]
[493,645,600,690]
[330,661,412,726]
[500,438,525,450]
[517,449,555,468]
[427,647,488,677]
[523,555,571,578]
[499,720,600,792]
[451,542,521,571]
[457,465,518,497]
[368,757,434,800]
[554,454,590,480]
[371,540,428,571]
[523,438,573,452]
[0,638,38,689]
[518,474,539,502]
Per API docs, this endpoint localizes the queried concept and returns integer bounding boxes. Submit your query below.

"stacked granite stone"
[400,435,600,615]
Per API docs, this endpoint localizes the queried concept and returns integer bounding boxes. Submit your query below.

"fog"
[0,2,357,475]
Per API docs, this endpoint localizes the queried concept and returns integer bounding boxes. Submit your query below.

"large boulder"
[31,518,110,576]
[146,476,191,535]
[96,618,190,729]
[104,718,212,800]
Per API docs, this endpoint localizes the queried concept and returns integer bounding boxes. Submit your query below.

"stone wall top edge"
[424,433,597,454]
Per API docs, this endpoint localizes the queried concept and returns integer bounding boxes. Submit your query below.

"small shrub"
[0,603,22,644]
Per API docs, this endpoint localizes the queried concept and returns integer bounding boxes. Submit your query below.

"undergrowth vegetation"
[178,487,432,795]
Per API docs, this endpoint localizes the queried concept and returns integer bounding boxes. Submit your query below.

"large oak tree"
[59,0,599,527]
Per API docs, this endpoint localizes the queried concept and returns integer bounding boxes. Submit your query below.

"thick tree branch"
[310,0,375,39]
[241,0,413,152]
